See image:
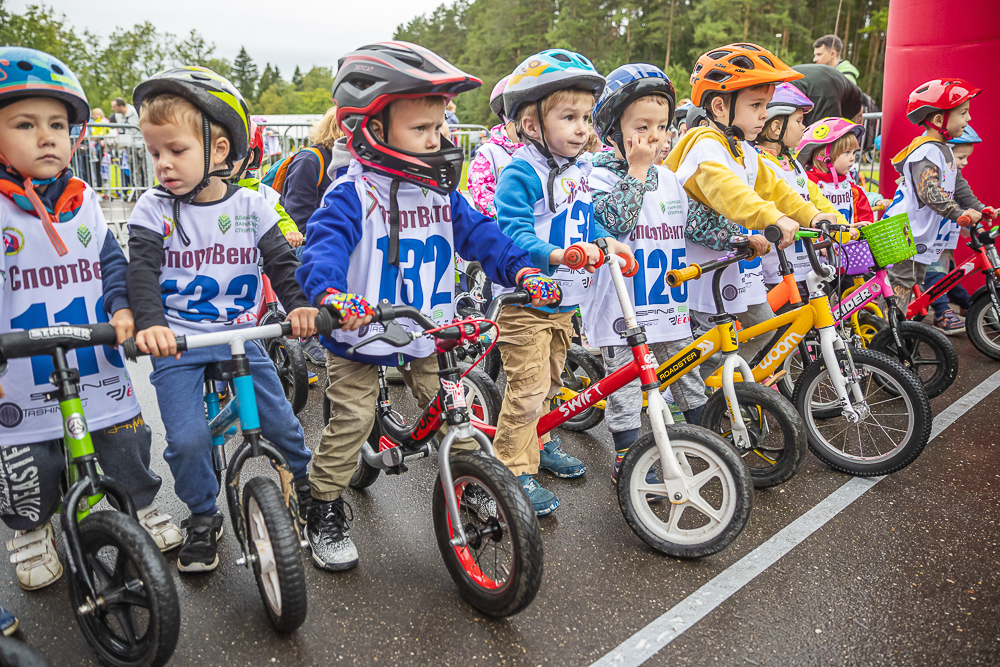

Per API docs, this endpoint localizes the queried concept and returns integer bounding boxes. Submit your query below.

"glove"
[319,288,374,320]
[517,268,561,303]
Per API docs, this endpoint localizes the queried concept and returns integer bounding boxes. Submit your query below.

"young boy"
[885,78,981,317]
[587,64,708,479]
[126,66,315,573]
[494,49,634,515]
[297,42,561,570]
[665,43,837,368]
[0,48,180,592]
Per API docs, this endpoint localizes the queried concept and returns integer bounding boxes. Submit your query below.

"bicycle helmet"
[905,78,980,140]
[796,117,864,184]
[759,83,814,148]
[133,66,251,246]
[948,124,982,145]
[333,41,481,194]
[247,118,265,172]
[0,47,92,256]
[685,105,709,130]
[489,75,511,122]
[592,63,675,150]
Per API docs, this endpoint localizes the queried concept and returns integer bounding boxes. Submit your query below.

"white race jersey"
[884,139,957,264]
[755,154,813,283]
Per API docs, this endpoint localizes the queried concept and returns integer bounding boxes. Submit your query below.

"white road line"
[591,368,1000,667]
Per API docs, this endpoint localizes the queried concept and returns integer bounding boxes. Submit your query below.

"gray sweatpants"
[691,301,776,377]
[602,339,708,434]
[0,413,161,531]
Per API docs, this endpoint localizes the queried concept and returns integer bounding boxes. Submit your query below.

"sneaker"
[300,337,327,366]
[611,452,664,495]
[177,513,224,573]
[0,605,16,636]
[6,522,62,591]
[294,478,313,526]
[306,498,358,572]
[934,310,965,335]
[137,503,183,552]
[517,475,559,516]
[461,484,497,522]
[538,436,586,478]
[308,370,319,386]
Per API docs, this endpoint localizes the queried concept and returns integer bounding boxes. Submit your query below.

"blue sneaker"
[308,370,319,386]
[0,605,17,636]
[539,436,586,478]
[518,475,559,516]
[301,338,327,366]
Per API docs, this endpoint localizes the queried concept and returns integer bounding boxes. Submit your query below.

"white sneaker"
[137,503,183,552]
[6,522,63,591]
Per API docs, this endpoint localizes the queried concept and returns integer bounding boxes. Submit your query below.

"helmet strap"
[387,178,402,266]
[923,110,953,141]
[526,100,578,213]
[706,91,745,157]
[824,145,839,185]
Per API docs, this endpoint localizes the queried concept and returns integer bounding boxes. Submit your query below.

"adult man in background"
[789,63,864,125]
[812,34,860,85]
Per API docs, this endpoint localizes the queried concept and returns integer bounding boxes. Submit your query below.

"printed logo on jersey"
[365,191,379,219]
[420,187,429,197]
[797,176,806,187]
[3,228,23,256]
[76,224,92,247]
[0,403,23,428]
[234,213,259,234]
[660,202,666,214]
[162,215,174,239]
[562,178,578,204]
[916,243,927,253]
[218,213,231,234]
[613,317,627,335]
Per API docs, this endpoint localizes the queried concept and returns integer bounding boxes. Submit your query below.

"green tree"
[103,23,171,103]
[257,63,282,102]
[292,65,304,91]
[231,46,259,102]
[300,67,334,95]
[174,29,215,66]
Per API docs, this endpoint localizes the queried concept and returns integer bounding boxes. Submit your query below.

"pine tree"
[292,65,304,91]
[257,63,282,102]
[231,46,258,102]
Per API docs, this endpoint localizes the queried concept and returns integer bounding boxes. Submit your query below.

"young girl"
[466,75,522,218]
[753,85,848,287]
[797,118,874,225]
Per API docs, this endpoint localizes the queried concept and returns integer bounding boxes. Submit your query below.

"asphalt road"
[1,333,998,667]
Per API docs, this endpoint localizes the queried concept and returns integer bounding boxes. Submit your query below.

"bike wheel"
[792,346,932,475]
[0,637,53,667]
[242,477,308,633]
[966,294,1000,360]
[617,426,753,558]
[459,364,502,426]
[700,382,808,488]
[855,310,887,346]
[777,337,820,400]
[483,347,502,382]
[869,321,958,399]
[552,345,605,432]
[432,452,543,617]
[66,512,179,667]
[265,335,309,415]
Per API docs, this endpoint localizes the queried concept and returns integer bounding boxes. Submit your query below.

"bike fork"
[721,352,755,450]
[818,326,863,421]
[439,423,496,548]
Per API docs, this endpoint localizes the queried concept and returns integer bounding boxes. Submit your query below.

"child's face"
[142,119,228,196]
[952,144,973,170]
[781,109,806,150]
[831,141,857,175]
[729,86,773,140]
[615,97,671,161]
[0,98,71,181]
[376,98,444,154]
[522,96,592,159]
[504,120,517,143]
[946,100,971,138]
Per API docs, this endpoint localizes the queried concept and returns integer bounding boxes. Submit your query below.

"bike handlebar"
[666,246,755,287]
[122,321,293,361]
[564,243,640,277]
[0,323,118,364]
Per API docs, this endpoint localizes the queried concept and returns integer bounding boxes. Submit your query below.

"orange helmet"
[689,43,803,106]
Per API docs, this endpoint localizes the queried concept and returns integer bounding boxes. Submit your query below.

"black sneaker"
[177,513,224,573]
[461,484,497,523]
[306,498,358,572]
[294,478,312,526]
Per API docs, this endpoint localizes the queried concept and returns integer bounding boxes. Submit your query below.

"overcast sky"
[14,0,447,76]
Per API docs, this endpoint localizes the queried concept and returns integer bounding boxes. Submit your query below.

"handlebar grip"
[564,244,588,270]
[983,207,996,222]
[315,308,339,337]
[280,321,293,337]
[958,215,972,227]
[618,253,639,277]
[666,264,702,288]
[0,323,118,362]
[763,225,783,244]
[123,337,140,362]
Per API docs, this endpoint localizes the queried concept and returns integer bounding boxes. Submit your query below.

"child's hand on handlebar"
[286,307,318,338]
[552,242,602,273]
[958,209,982,227]
[603,238,635,265]
[110,308,135,345]
[516,268,562,308]
[776,216,801,249]
[320,289,374,332]
[136,325,180,359]
[748,235,770,257]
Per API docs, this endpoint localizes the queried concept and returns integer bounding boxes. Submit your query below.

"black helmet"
[592,63,675,150]
[333,41,481,193]
[686,105,709,129]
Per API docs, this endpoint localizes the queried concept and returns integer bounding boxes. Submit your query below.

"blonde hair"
[309,105,344,149]
[139,94,228,145]
[515,88,596,133]
[812,132,860,172]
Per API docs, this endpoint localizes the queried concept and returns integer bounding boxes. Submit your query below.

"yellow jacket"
[756,149,849,226]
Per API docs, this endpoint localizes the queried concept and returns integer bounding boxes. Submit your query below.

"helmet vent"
[395,51,427,69]
[705,70,732,84]
[759,55,774,68]
[191,72,211,81]
[730,56,754,70]
[693,63,704,75]
[51,64,63,75]
[552,52,572,62]
[915,85,930,94]
[707,50,731,61]
[16,61,31,72]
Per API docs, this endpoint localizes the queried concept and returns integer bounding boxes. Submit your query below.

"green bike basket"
[860,213,917,266]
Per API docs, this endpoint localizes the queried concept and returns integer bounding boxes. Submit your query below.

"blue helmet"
[0,47,89,124]
[948,125,981,145]
[502,49,604,123]
[592,63,675,148]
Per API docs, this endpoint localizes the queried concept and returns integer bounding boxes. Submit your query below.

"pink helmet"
[796,117,864,183]
[489,75,511,121]
[767,83,813,121]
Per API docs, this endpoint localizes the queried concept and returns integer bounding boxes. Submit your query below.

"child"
[884,78,982,313]
[126,66,315,573]
[466,75,523,218]
[753,84,849,288]
[494,49,633,515]
[666,43,836,368]
[297,42,561,570]
[0,48,180,593]
[587,64,708,480]
[920,125,989,332]
[797,118,874,226]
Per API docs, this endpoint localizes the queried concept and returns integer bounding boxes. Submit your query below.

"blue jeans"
[150,341,311,516]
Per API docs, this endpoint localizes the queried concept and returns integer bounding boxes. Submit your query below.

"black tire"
[552,345,605,432]
[349,414,382,491]
[0,637,54,667]
[265,335,309,415]
[242,477,308,633]
[792,346,932,476]
[777,337,820,400]
[869,320,958,399]
[700,382,807,488]
[966,294,1000,360]
[432,452,543,617]
[855,310,887,346]
[459,364,502,426]
[66,512,179,667]
[617,426,753,558]
[483,347,502,382]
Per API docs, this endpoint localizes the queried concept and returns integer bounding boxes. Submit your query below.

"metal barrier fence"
[859,112,882,192]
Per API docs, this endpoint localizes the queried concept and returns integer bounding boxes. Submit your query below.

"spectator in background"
[445,99,460,127]
[87,108,110,191]
[111,97,140,131]
[789,64,863,125]
[812,34,861,85]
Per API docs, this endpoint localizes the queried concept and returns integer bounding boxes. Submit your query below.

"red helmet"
[905,78,980,139]
[332,41,481,193]
[248,118,265,172]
